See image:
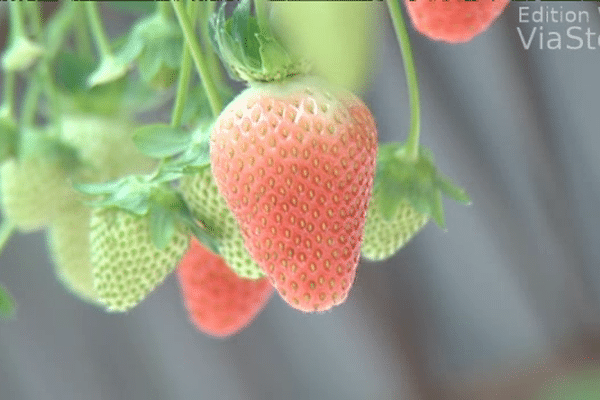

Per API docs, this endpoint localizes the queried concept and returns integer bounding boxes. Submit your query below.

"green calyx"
[74,163,221,255]
[376,143,471,229]
[209,0,310,83]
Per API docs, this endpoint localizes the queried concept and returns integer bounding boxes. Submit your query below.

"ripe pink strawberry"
[176,239,273,337]
[404,0,510,43]
[210,75,377,312]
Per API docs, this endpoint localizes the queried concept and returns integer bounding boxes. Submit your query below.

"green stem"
[171,1,196,128]
[1,72,16,118]
[26,1,42,40]
[39,63,61,126]
[0,220,16,256]
[171,0,222,116]
[254,0,270,35]
[85,2,112,60]
[199,1,223,83]
[386,0,421,162]
[75,5,93,60]
[21,79,41,127]
[9,1,26,39]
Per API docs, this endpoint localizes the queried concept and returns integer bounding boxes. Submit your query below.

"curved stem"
[199,1,223,84]
[386,0,421,162]
[1,72,16,118]
[21,79,41,127]
[0,220,16,257]
[26,2,42,40]
[9,1,26,39]
[171,0,222,116]
[75,5,93,60]
[39,63,61,126]
[170,0,196,128]
[85,3,112,60]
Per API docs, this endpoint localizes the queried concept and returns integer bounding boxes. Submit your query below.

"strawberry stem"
[385,0,421,162]
[171,0,196,129]
[20,78,41,127]
[85,3,112,61]
[171,0,223,116]
[0,221,15,257]
[0,72,15,119]
[8,1,26,38]
[74,6,93,60]
[198,2,223,84]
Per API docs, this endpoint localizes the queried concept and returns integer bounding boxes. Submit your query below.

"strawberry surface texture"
[177,239,273,337]
[210,75,378,312]
[404,0,510,43]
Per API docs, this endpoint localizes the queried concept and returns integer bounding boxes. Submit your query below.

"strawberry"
[176,238,273,337]
[90,207,190,312]
[179,166,265,279]
[47,202,101,305]
[60,114,154,183]
[404,0,510,43]
[210,75,378,312]
[362,196,429,261]
[0,128,79,232]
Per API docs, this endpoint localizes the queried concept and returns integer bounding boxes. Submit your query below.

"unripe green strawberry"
[60,114,154,183]
[47,203,101,305]
[90,208,189,312]
[362,196,429,261]
[177,238,273,337]
[180,167,265,279]
[211,75,378,312]
[0,155,76,232]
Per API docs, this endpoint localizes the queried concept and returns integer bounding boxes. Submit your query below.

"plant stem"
[85,2,112,60]
[39,63,61,126]
[75,5,93,60]
[199,1,223,84]
[0,220,16,256]
[21,79,41,127]
[386,0,421,162]
[171,0,196,128]
[1,72,16,118]
[171,0,222,117]
[254,0,270,35]
[9,1,26,39]
[26,1,42,40]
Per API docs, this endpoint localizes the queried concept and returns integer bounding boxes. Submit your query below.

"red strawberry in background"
[177,239,273,337]
[404,0,510,43]
[210,75,378,312]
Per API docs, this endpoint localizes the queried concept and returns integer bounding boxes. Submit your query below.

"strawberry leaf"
[0,282,16,319]
[133,124,192,158]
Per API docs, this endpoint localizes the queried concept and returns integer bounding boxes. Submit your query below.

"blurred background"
[1,1,600,399]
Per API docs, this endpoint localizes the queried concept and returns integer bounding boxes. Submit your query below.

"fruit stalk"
[8,0,26,38]
[85,3,112,60]
[0,72,15,118]
[385,0,421,162]
[171,0,222,117]
[170,0,196,128]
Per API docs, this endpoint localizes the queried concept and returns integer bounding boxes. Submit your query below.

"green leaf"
[189,222,221,255]
[133,124,193,158]
[0,283,16,319]
[437,175,471,205]
[148,202,176,250]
